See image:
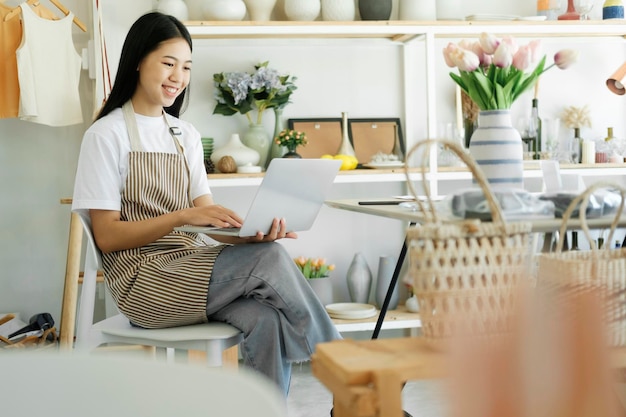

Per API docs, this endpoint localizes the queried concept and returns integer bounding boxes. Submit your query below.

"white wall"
[1,0,624,329]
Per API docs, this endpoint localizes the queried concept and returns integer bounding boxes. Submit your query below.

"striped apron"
[101,101,226,329]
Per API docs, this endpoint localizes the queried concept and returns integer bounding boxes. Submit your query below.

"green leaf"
[302,261,312,278]
[449,73,467,91]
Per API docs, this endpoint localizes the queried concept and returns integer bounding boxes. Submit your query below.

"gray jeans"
[207,242,341,395]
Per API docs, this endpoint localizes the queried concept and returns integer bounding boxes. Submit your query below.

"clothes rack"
[4,0,87,32]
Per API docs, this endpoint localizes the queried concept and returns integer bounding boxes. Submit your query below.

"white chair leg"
[206,343,223,367]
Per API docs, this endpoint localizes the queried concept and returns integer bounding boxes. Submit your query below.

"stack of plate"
[325,303,377,320]
[201,137,214,160]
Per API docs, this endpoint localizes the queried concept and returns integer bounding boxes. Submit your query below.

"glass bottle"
[537,0,560,19]
[531,98,542,160]
[336,111,356,157]
[569,127,582,163]
[570,231,580,250]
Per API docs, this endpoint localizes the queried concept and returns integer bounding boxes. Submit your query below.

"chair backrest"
[74,211,106,347]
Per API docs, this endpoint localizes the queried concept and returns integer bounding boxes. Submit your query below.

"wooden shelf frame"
[184,20,626,41]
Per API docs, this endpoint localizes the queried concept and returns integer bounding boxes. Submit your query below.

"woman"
[71,11,340,395]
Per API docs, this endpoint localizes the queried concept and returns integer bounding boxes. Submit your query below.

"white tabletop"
[325,198,626,234]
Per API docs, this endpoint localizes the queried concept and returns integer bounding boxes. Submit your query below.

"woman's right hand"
[182,203,243,229]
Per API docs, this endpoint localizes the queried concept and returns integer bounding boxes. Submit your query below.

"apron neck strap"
[121,101,184,154]
[122,101,143,152]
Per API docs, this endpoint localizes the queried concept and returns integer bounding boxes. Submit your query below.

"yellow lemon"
[334,154,358,170]
[320,154,334,160]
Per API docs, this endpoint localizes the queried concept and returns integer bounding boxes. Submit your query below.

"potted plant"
[443,33,578,189]
[295,257,334,305]
[213,61,298,167]
[275,128,308,158]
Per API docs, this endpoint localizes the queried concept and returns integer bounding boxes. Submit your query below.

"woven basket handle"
[403,139,506,228]
[556,181,626,252]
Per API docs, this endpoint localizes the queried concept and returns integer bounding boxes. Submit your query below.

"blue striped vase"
[468,110,524,190]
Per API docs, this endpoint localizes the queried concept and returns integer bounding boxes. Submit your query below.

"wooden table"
[312,337,626,417]
[325,198,626,234]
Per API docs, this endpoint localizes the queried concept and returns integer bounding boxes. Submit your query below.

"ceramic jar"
[398,0,437,20]
[156,0,188,20]
[243,0,277,21]
[210,133,260,169]
[269,107,287,165]
[308,277,333,306]
[358,0,392,20]
[435,0,462,20]
[284,0,321,21]
[184,0,205,19]
[242,124,272,168]
[321,0,355,21]
[203,0,247,20]
[468,110,524,190]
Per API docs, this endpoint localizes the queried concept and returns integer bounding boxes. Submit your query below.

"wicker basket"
[404,139,533,349]
[537,182,626,347]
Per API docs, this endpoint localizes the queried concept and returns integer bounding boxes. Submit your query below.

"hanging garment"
[16,3,82,126]
[0,3,21,119]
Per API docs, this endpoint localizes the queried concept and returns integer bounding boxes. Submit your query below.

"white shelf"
[185,20,626,41]
[192,20,626,190]
[206,164,626,187]
[330,306,422,333]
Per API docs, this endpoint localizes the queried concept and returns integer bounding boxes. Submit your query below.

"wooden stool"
[312,337,446,417]
[313,337,626,417]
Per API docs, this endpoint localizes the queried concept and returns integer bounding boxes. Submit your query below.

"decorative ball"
[217,156,238,173]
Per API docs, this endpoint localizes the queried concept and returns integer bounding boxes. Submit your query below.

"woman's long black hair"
[96,12,193,121]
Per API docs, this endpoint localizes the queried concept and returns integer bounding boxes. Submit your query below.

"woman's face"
[132,38,192,116]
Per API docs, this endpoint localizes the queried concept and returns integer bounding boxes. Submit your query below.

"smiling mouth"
[164,86,178,95]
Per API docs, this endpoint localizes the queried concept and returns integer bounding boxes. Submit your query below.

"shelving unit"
[188,20,626,192]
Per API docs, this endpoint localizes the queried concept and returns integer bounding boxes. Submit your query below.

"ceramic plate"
[325,303,377,320]
[465,14,519,21]
[516,15,547,21]
[363,161,405,169]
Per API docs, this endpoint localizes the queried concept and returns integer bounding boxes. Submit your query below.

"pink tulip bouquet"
[443,33,579,110]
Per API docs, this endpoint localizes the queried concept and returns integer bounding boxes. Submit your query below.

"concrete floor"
[286,361,447,417]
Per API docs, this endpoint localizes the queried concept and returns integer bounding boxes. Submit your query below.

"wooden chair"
[60,204,242,366]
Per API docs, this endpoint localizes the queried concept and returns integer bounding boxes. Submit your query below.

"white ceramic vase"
[346,252,372,304]
[203,0,247,20]
[184,0,204,19]
[243,0,277,21]
[436,0,463,20]
[210,133,260,168]
[374,255,398,310]
[398,0,437,20]
[284,0,321,21]
[468,110,524,190]
[321,0,355,21]
[157,0,189,20]
[308,277,333,306]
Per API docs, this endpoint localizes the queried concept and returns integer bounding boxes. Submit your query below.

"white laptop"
[175,158,342,237]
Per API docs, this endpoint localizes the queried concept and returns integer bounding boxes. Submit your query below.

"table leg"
[372,222,415,340]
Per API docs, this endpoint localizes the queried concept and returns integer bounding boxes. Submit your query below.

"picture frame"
[348,118,404,164]
[287,118,342,159]
[287,117,405,163]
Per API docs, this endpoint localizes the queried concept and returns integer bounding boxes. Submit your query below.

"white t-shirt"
[72,108,210,214]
